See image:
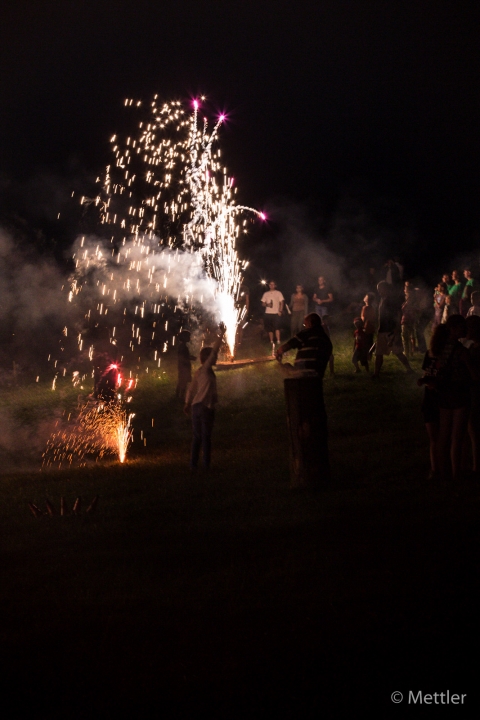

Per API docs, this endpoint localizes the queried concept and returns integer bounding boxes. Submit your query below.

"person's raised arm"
[204,323,226,369]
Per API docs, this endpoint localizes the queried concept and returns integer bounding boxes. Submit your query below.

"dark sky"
[1,0,479,271]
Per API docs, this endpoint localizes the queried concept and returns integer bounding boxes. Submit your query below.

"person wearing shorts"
[261,281,284,347]
[313,276,333,318]
[373,281,413,378]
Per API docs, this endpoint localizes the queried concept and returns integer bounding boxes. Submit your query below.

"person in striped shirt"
[275,313,332,378]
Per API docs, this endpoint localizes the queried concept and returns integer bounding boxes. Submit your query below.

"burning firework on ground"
[43,399,135,468]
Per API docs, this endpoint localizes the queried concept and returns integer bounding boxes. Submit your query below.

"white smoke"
[0,228,67,330]
[67,232,225,322]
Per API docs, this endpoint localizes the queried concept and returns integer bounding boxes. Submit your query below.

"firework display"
[42,399,134,468]
[75,96,263,357]
[46,95,262,468]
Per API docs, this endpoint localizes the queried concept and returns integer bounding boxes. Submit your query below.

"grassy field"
[1,327,480,718]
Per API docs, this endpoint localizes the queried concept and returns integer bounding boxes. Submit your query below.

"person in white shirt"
[184,324,225,471]
[261,280,284,347]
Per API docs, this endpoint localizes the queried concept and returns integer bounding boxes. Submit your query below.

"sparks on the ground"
[43,400,135,468]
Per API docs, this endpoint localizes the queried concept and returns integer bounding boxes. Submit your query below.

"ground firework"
[43,400,135,468]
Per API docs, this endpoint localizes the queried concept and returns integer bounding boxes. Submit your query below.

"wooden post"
[284,376,330,487]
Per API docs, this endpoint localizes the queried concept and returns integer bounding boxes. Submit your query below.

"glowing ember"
[43,400,135,468]
[116,409,135,463]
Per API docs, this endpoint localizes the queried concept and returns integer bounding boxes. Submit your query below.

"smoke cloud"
[69,232,220,316]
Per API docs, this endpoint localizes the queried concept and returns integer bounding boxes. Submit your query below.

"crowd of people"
[259,259,480,482]
[177,258,480,481]
[259,261,479,369]
[418,314,480,483]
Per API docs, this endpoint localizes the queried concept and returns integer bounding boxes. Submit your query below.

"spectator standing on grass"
[261,280,284,350]
[361,292,376,352]
[442,273,453,292]
[466,316,480,477]
[434,315,473,483]
[312,275,335,376]
[352,317,369,373]
[442,294,459,324]
[383,258,400,286]
[417,324,448,480]
[313,276,333,318]
[414,285,432,354]
[433,283,448,328]
[276,312,333,377]
[276,313,333,481]
[176,330,196,402]
[184,324,225,471]
[401,290,417,358]
[460,268,477,317]
[289,284,309,336]
[373,281,413,379]
[448,271,464,313]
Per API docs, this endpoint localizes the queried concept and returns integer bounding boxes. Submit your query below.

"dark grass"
[1,329,480,718]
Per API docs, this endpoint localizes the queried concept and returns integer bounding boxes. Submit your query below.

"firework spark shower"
[79,96,264,356]
[42,400,134,468]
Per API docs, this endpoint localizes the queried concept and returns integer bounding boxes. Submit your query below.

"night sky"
[1,0,479,277]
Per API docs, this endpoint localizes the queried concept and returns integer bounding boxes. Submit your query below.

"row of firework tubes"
[28,496,99,518]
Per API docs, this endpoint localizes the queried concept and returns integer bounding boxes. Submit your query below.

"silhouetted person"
[352,317,369,373]
[276,312,333,378]
[417,323,449,480]
[289,284,309,336]
[312,276,333,318]
[414,285,433,354]
[466,315,480,476]
[184,324,226,471]
[276,313,333,483]
[373,281,413,378]
[176,330,196,402]
[382,258,401,287]
[94,364,118,403]
[434,315,473,482]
